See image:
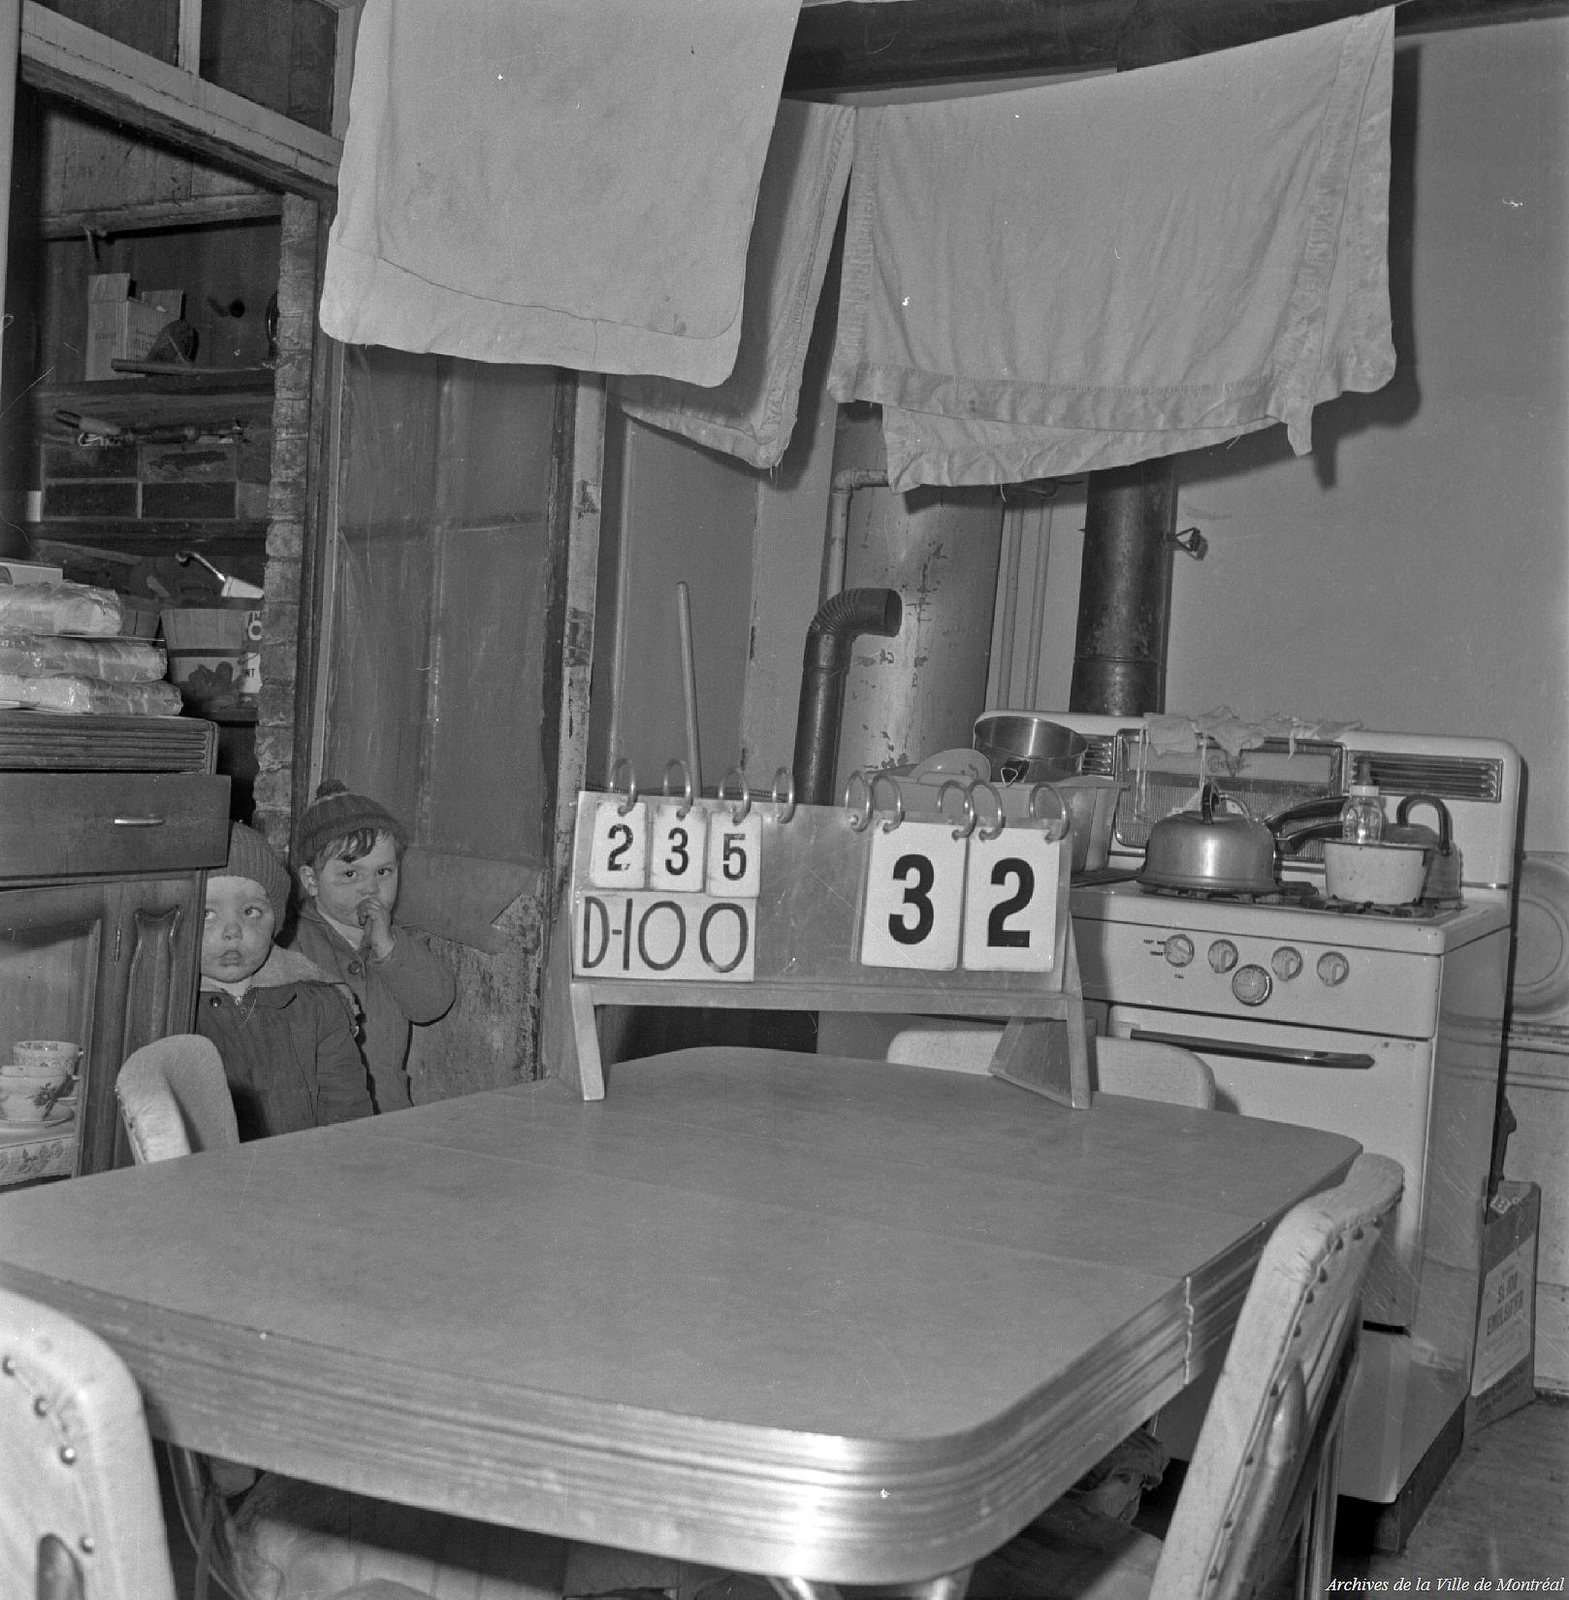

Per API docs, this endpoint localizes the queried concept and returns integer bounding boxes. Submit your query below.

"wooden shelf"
[35,373,275,432]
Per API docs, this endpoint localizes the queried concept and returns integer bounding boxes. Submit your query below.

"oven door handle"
[1126,1027,1376,1069]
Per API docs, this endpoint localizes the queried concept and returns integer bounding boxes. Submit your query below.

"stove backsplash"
[1032,713,1521,892]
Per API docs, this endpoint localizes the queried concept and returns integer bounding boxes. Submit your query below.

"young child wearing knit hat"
[198,822,374,1140]
[288,780,455,1115]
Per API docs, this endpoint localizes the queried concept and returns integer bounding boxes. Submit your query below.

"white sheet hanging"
[828,9,1396,491]
[321,0,801,384]
[610,98,855,469]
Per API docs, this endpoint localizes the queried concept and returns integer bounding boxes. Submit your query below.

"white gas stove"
[1038,712,1520,1521]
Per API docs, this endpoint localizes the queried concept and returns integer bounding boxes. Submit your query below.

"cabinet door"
[93,876,203,1174]
[0,883,107,1188]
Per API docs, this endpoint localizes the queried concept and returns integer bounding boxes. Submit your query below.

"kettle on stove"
[1385,794,1463,901]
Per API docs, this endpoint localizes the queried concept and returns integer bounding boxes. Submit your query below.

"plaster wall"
[1013,21,1568,855]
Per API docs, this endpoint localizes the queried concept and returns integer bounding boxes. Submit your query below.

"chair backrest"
[1092,1035,1217,1109]
[0,1284,178,1600]
[116,1034,238,1163]
[1151,1152,1405,1600]
[885,1022,1217,1108]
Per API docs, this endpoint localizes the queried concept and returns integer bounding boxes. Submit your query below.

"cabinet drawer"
[0,774,229,878]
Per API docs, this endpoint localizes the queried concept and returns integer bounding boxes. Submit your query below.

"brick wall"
[252,193,319,853]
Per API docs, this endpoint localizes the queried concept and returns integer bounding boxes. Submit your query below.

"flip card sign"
[559,764,1087,1109]
[571,767,1069,988]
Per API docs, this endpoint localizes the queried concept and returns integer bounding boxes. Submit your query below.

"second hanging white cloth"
[610,98,855,468]
[321,0,801,385]
[827,8,1396,491]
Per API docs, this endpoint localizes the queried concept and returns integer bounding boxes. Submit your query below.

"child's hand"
[358,897,396,961]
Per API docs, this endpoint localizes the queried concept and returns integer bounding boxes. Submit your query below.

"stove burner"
[1311,894,1462,919]
[1138,880,1461,919]
[1140,880,1316,906]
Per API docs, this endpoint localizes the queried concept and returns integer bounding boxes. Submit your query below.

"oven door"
[1105,1004,1431,1326]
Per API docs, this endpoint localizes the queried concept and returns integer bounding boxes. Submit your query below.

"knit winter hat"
[295,779,408,870]
[219,822,291,927]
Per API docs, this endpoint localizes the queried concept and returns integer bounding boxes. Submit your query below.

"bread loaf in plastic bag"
[0,673,183,715]
[0,581,124,636]
[0,634,166,682]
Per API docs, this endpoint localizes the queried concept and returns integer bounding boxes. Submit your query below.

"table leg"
[768,1567,972,1600]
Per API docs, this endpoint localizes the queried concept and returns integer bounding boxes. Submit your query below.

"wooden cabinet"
[0,713,226,1187]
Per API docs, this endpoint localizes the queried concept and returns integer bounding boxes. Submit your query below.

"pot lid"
[1513,853,1569,1021]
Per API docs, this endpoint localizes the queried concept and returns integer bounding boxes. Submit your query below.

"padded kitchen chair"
[961,1151,1405,1600]
[884,1023,1217,1108]
[115,1036,568,1600]
[116,1034,239,1161]
[0,1282,179,1600]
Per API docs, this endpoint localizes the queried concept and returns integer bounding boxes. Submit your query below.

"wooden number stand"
[547,771,1091,1108]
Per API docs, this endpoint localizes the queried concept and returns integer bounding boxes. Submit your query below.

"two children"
[197,783,455,1139]
[197,822,374,1140]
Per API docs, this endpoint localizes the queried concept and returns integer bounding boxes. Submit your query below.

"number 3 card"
[649,803,707,893]
[859,822,966,970]
[961,829,1063,972]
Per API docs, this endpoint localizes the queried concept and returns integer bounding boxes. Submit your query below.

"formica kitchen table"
[0,1048,1361,1587]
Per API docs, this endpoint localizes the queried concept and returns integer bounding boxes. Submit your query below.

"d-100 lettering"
[576,891,755,982]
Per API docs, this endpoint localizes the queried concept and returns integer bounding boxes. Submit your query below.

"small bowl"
[1,1059,74,1090]
[1323,839,1430,905]
[0,1077,70,1123]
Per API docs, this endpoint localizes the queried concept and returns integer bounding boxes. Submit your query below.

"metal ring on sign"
[1029,782,1069,840]
[843,770,874,832]
[610,757,639,816]
[937,779,976,841]
[661,759,694,820]
[719,767,751,824]
[870,771,905,833]
[971,780,1005,841]
[771,768,797,825]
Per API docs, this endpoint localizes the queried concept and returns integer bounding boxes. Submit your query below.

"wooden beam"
[785,0,1569,90]
[38,192,284,241]
[19,2,339,199]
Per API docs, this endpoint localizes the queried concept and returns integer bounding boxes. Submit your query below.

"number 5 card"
[961,828,1063,973]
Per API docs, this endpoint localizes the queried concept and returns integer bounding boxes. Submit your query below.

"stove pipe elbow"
[792,587,902,808]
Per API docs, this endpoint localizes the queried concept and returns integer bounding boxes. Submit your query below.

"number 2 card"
[961,829,1063,972]
[588,799,648,889]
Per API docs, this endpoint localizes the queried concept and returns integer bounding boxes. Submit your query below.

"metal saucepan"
[1139,785,1343,893]
[972,713,1088,785]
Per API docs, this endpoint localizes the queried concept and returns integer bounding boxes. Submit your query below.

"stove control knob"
[1163,934,1195,968]
[1271,946,1304,981]
[1232,963,1272,1006]
[1317,950,1351,987]
[1208,939,1238,973]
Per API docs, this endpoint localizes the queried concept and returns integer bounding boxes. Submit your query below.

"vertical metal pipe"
[1068,458,1177,716]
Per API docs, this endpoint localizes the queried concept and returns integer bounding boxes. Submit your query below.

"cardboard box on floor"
[1467,1179,1541,1431]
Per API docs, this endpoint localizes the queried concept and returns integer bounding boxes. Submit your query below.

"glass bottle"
[1341,759,1384,843]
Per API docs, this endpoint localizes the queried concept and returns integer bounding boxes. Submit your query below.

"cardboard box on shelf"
[1467,1179,1541,1431]
[85,276,184,381]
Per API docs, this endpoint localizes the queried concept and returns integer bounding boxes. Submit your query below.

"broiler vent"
[1349,752,1504,803]
[1080,733,1124,778]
